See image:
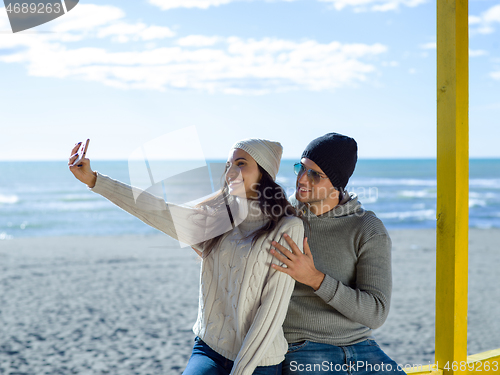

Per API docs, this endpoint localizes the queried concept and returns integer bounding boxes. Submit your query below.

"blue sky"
[0,0,499,161]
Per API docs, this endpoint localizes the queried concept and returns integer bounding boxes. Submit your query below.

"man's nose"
[297,169,309,185]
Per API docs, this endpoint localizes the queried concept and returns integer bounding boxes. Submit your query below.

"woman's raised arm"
[68,143,232,246]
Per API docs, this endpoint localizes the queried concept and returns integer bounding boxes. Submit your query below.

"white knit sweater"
[90,172,304,375]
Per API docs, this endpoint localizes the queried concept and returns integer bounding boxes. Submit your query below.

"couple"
[69,133,404,375]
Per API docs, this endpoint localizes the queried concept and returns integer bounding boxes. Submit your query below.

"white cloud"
[26,4,175,42]
[149,0,235,10]
[320,0,427,12]
[0,34,387,94]
[177,35,222,46]
[382,60,399,67]
[469,15,482,25]
[469,49,488,57]
[149,0,426,11]
[97,23,175,43]
[470,4,500,35]
[0,3,387,94]
[483,4,500,24]
[419,42,436,49]
[141,26,176,40]
[0,7,9,30]
[491,71,500,80]
[51,4,125,33]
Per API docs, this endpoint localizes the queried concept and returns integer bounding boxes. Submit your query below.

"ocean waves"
[1,159,499,238]
[0,194,19,204]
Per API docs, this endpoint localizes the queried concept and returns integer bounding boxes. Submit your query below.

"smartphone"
[72,138,90,167]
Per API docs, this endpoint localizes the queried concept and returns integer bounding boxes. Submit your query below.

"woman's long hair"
[195,165,303,258]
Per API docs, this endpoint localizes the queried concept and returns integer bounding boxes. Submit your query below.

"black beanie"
[301,133,358,189]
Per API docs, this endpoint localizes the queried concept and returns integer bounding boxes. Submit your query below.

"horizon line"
[2,157,500,162]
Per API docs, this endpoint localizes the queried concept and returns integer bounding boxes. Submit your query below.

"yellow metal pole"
[436,0,469,374]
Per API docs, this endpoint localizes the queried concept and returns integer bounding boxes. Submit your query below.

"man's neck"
[308,198,340,216]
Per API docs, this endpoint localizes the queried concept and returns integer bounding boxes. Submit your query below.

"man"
[269,133,405,375]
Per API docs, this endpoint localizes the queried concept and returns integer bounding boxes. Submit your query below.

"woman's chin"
[228,187,245,198]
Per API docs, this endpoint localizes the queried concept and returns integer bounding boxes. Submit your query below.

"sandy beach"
[1,229,499,374]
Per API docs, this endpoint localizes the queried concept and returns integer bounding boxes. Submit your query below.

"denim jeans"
[282,339,406,375]
[182,337,282,375]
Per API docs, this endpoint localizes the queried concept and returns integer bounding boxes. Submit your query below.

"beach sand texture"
[1,229,499,374]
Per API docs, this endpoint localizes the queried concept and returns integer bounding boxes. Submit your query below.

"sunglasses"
[293,163,329,185]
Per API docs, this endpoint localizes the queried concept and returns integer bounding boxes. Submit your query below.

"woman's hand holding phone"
[68,139,97,188]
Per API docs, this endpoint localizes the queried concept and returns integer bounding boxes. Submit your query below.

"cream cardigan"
[90,172,304,375]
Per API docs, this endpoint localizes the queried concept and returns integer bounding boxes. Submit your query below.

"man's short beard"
[296,185,338,203]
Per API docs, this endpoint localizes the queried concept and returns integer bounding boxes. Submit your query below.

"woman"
[68,138,305,375]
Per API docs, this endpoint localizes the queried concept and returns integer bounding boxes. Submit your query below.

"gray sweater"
[284,193,392,346]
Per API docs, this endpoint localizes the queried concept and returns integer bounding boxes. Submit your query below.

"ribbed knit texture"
[301,133,358,189]
[231,138,283,180]
[284,193,392,346]
[89,172,304,375]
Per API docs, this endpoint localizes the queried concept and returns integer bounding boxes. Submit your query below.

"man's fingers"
[270,248,292,265]
[271,263,289,274]
[271,241,287,253]
[282,233,301,255]
[303,237,311,256]
[271,240,296,259]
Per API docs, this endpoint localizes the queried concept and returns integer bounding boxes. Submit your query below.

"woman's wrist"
[88,171,97,188]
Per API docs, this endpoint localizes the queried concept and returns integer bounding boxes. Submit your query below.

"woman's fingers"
[68,153,78,166]
[68,157,95,186]
[68,156,89,171]
[73,157,89,169]
[68,142,82,166]
[68,142,94,186]
[70,142,82,156]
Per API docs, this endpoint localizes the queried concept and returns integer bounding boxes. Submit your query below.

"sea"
[1,159,499,239]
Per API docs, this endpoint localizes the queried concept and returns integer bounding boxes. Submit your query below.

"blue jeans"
[183,337,282,375]
[283,339,406,375]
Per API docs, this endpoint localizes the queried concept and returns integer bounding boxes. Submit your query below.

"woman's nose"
[226,164,239,179]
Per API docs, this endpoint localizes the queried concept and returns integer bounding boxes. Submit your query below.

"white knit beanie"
[230,138,283,180]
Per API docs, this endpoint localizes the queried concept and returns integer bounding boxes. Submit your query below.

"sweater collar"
[232,196,269,223]
[290,192,363,219]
